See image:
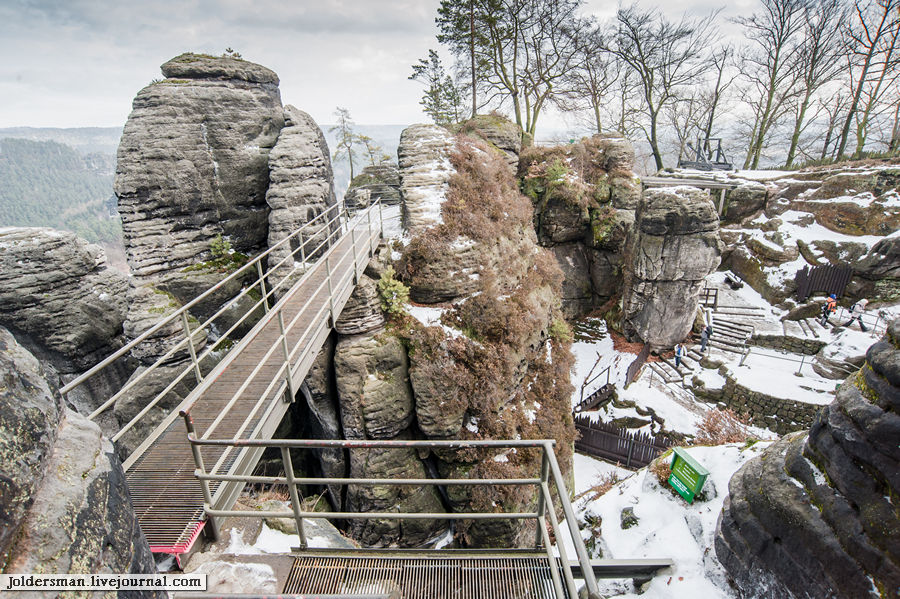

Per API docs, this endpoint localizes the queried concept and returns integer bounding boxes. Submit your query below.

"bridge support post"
[183,412,221,541]
[255,261,269,313]
[280,447,308,549]
[379,200,384,239]
[181,312,203,384]
[278,311,297,402]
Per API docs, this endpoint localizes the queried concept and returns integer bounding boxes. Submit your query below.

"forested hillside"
[0,138,120,244]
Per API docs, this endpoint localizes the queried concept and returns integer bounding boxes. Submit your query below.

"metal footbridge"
[60,200,671,598]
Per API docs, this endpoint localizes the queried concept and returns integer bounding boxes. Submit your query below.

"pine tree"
[409,50,465,125]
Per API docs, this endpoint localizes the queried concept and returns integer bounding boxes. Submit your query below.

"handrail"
[182,424,603,599]
[120,205,383,469]
[60,204,341,397]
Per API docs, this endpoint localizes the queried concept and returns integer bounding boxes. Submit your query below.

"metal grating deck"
[283,555,569,599]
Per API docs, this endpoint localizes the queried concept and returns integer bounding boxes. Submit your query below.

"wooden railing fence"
[574,415,673,469]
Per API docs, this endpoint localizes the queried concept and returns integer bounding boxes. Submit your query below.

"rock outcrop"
[715,319,900,598]
[344,162,401,213]
[623,186,723,349]
[0,228,131,415]
[397,124,455,235]
[519,135,640,318]
[265,104,338,284]
[455,114,523,174]
[0,328,159,590]
[116,52,283,282]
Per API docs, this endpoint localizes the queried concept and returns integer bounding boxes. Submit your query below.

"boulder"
[715,319,900,598]
[115,53,284,282]
[457,114,523,173]
[334,274,385,336]
[345,162,402,212]
[397,124,455,235]
[0,228,128,373]
[345,445,447,547]
[0,331,158,588]
[722,180,767,223]
[853,234,900,302]
[0,327,63,559]
[265,105,338,285]
[623,186,723,348]
[334,333,414,440]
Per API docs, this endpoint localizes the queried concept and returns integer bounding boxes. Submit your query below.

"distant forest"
[0,137,121,244]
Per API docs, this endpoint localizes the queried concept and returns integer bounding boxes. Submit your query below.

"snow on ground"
[565,443,773,598]
[407,304,465,339]
[380,204,403,239]
[732,349,837,405]
[704,271,785,318]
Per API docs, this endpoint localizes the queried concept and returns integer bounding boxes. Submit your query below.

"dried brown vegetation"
[694,408,754,446]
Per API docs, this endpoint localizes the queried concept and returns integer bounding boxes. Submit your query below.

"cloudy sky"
[0,0,753,131]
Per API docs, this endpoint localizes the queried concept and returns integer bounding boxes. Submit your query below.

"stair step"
[803,318,822,337]
[648,362,679,383]
[709,340,746,355]
[713,319,755,332]
[663,356,693,375]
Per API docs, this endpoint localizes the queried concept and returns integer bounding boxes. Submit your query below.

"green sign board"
[668,448,710,504]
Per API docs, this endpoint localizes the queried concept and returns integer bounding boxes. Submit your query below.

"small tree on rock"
[330,107,359,180]
[410,49,466,125]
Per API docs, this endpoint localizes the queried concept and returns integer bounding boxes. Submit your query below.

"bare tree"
[700,45,738,143]
[610,5,717,170]
[736,0,807,169]
[836,0,900,158]
[666,95,706,162]
[819,91,853,159]
[785,0,847,166]
[557,21,615,134]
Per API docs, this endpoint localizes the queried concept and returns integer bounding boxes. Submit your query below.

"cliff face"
[310,126,575,548]
[622,186,723,349]
[0,328,159,589]
[715,319,900,598]
[115,53,284,283]
[520,135,640,319]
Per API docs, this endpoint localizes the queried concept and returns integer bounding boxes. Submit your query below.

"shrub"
[575,471,623,503]
[210,234,232,258]
[694,407,754,445]
[377,265,409,316]
[649,450,673,487]
[548,318,573,343]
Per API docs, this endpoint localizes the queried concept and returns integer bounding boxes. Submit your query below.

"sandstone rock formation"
[116,53,283,283]
[265,104,338,285]
[0,227,131,415]
[716,319,900,598]
[397,124,455,235]
[344,162,401,213]
[455,114,523,174]
[623,186,723,348]
[519,135,640,318]
[0,328,159,588]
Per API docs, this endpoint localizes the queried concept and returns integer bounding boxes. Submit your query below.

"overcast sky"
[0,0,754,132]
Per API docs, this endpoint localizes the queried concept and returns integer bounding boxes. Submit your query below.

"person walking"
[820,294,838,326]
[674,343,685,368]
[700,325,711,353]
[842,298,869,331]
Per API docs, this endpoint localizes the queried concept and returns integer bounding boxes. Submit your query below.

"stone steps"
[648,361,681,384]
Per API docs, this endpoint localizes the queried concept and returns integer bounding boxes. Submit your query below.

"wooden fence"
[624,343,650,388]
[574,415,673,469]
[795,264,853,302]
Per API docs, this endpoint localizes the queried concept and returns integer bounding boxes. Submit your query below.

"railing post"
[255,260,270,313]
[379,200,384,239]
[278,311,296,402]
[280,447,308,549]
[299,232,306,270]
[182,412,220,540]
[181,312,203,384]
[367,206,374,257]
[796,355,805,376]
[739,347,751,367]
[350,225,359,284]
[534,448,549,548]
[325,256,336,326]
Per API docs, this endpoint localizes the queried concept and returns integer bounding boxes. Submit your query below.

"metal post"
[183,412,220,540]
[299,232,306,271]
[739,347,751,367]
[379,200,384,239]
[255,261,269,313]
[534,449,549,548]
[325,256,336,325]
[278,311,296,401]
[367,206,374,257]
[350,225,359,284]
[181,312,203,384]
[796,355,805,376]
[280,447,308,548]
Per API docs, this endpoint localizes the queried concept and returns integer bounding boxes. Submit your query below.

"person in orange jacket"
[820,294,837,326]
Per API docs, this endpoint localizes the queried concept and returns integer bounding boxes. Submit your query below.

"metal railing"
[181,428,602,599]
[59,200,386,462]
[834,305,893,337]
[738,345,858,377]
